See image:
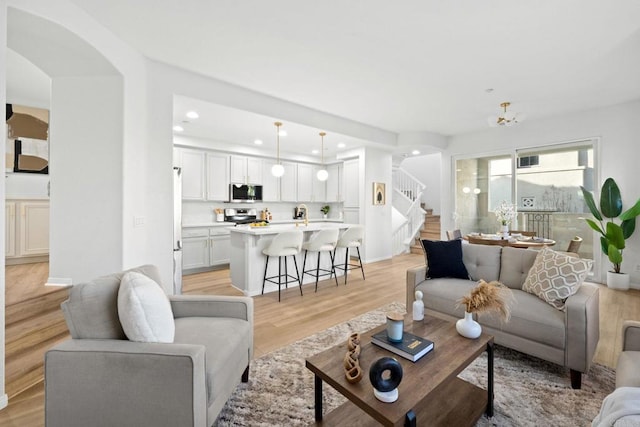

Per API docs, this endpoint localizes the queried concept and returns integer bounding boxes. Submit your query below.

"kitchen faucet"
[297,203,309,226]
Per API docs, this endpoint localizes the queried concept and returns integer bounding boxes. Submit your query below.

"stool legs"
[356,247,365,280]
[331,246,365,285]
[302,249,339,292]
[263,254,302,302]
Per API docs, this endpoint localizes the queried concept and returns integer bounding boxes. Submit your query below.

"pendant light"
[316,131,329,181]
[271,122,285,177]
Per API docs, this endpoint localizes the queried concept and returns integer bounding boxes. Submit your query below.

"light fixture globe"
[316,168,329,181]
[271,163,285,177]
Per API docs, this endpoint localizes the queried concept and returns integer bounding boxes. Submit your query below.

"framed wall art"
[373,182,386,205]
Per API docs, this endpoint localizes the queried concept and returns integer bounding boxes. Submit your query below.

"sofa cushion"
[499,247,539,290]
[61,265,163,339]
[522,247,593,310]
[616,351,640,388]
[416,278,477,318]
[118,272,175,343]
[421,239,469,279]
[478,290,566,349]
[174,317,251,406]
[463,244,502,283]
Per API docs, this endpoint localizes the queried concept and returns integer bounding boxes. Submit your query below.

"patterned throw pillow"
[522,247,593,310]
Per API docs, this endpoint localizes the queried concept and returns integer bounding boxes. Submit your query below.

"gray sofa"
[593,320,640,426]
[406,244,599,389]
[45,265,253,427]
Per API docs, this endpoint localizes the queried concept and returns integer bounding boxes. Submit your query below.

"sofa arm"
[565,282,600,373]
[45,339,207,427]
[621,320,640,351]
[406,265,427,315]
[169,295,253,324]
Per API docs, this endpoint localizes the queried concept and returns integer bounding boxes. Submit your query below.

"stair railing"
[391,168,427,255]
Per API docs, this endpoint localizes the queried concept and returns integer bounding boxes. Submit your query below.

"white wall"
[400,153,442,214]
[49,76,123,283]
[5,174,49,199]
[363,147,393,263]
[0,0,8,411]
[442,100,640,284]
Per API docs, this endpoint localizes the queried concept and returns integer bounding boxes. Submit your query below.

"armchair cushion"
[61,265,162,340]
[522,247,592,310]
[118,272,175,343]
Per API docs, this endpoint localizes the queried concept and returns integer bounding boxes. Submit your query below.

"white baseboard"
[46,277,73,287]
[0,393,8,410]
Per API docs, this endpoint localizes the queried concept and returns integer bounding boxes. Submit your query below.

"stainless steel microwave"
[229,184,263,203]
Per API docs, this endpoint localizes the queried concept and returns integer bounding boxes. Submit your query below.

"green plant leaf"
[620,198,640,221]
[580,186,602,221]
[585,218,604,235]
[622,218,637,239]
[600,178,623,218]
[608,243,623,265]
[600,236,609,256]
[606,222,625,249]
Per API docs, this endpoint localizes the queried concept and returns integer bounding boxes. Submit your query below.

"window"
[517,155,539,168]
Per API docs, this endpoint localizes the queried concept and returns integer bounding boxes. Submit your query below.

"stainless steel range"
[224,208,258,224]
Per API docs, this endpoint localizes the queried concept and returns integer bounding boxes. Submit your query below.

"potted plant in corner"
[321,205,330,219]
[581,178,640,290]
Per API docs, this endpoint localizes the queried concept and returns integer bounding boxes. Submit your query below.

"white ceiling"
[14,1,640,156]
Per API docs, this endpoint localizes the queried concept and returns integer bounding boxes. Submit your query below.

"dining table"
[464,233,556,249]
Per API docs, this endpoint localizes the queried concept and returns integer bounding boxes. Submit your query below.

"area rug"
[215,302,615,426]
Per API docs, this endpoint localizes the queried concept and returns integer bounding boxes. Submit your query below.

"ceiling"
[16,1,640,156]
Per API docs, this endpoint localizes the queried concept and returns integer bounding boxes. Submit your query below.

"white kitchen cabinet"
[230,155,262,184]
[343,159,359,208]
[6,200,50,262]
[179,149,206,200]
[183,227,231,272]
[261,159,281,202]
[280,162,298,202]
[326,163,343,202]
[206,153,229,201]
[296,163,313,201]
[312,165,327,202]
[5,202,16,257]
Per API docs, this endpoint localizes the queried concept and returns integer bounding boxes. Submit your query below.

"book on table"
[371,330,434,362]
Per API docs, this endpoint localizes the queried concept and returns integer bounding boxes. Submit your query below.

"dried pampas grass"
[458,280,513,321]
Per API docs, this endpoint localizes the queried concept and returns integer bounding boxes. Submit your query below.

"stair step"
[5,332,69,399]
[6,287,69,326]
[410,245,423,255]
[424,223,441,230]
[6,309,68,358]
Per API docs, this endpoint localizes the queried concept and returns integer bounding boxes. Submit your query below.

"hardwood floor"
[0,254,638,426]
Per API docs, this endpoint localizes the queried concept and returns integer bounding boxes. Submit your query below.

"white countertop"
[230,222,353,235]
[183,218,343,228]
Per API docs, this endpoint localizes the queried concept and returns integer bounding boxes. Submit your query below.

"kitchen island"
[230,222,355,296]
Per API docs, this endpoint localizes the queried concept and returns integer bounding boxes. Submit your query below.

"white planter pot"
[607,271,630,290]
[456,311,482,339]
[499,225,509,238]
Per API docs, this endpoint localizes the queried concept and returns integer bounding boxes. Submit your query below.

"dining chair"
[446,229,462,240]
[467,235,509,246]
[509,230,536,237]
[566,236,583,254]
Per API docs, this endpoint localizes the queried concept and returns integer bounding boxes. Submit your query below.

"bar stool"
[332,225,365,285]
[301,228,339,292]
[262,230,303,302]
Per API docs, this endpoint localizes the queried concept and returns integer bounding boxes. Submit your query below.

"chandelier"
[271,122,285,177]
[316,132,328,181]
[488,102,523,127]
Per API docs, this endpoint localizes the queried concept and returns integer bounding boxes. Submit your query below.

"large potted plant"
[581,178,640,289]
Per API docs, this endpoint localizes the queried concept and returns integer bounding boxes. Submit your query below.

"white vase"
[607,271,630,290]
[456,311,482,339]
[323,214,328,219]
[500,225,509,238]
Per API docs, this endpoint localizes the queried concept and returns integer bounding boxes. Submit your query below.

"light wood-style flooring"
[1,254,638,426]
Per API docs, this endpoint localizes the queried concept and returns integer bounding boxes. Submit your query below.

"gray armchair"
[45,265,253,427]
[616,320,640,388]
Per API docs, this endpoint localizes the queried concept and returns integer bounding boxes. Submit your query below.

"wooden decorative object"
[344,333,363,383]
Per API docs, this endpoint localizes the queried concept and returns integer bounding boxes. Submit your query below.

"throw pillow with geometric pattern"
[522,247,593,310]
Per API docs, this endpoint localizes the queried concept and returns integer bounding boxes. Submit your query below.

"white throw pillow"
[522,247,593,310]
[117,271,175,343]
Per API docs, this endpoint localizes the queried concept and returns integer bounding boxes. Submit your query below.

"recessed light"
[254,139,263,145]
[186,111,199,119]
[337,143,346,148]
[173,125,184,132]
[412,150,421,155]
[312,149,319,155]
[278,130,287,137]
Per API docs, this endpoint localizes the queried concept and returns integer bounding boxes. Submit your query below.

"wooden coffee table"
[305,314,494,426]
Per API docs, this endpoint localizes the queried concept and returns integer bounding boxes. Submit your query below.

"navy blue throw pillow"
[420,239,469,280]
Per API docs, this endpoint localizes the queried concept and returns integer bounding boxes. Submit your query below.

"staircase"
[391,168,427,255]
[410,208,442,254]
[5,287,70,399]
